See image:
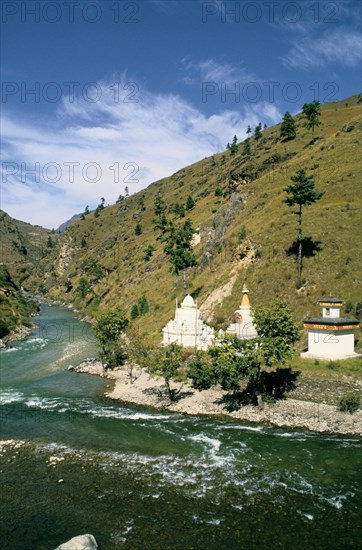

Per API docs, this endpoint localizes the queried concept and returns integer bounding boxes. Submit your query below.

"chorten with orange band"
[226,284,258,340]
[301,297,360,360]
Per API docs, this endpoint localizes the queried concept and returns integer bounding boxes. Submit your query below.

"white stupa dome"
[181,294,196,308]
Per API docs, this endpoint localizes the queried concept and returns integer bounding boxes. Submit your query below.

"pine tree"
[254,123,262,140]
[163,219,197,294]
[280,111,297,141]
[302,100,321,142]
[185,195,195,210]
[134,223,142,236]
[284,169,324,287]
[242,138,251,156]
[230,135,238,155]
[246,125,252,137]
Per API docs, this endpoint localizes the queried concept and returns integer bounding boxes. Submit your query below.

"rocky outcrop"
[55,534,97,550]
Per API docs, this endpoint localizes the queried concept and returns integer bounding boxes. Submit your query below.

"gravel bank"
[71,361,362,436]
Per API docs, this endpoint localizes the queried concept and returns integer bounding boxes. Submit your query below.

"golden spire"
[241,284,250,307]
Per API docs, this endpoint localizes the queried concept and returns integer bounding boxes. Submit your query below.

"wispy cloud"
[283,28,362,70]
[1,75,281,228]
[181,57,257,86]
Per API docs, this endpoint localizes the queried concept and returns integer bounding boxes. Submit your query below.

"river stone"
[55,534,98,549]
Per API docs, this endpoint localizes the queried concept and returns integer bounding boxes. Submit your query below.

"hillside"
[15,94,362,347]
[0,211,58,335]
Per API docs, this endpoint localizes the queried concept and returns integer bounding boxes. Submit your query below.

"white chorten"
[226,284,258,340]
[162,294,215,351]
[301,297,360,360]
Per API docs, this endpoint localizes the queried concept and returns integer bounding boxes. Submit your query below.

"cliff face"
[2,95,362,342]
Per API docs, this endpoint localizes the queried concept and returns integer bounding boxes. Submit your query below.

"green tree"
[284,169,324,287]
[138,196,146,211]
[246,125,252,137]
[173,203,185,218]
[253,301,300,368]
[230,135,238,155]
[138,295,149,315]
[148,343,185,402]
[214,186,223,197]
[135,223,142,236]
[280,111,296,141]
[81,237,87,248]
[77,276,89,299]
[254,123,262,140]
[47,236,54,248]
[163,219,198,294]
[302,100,321,141]
[131,304,139,320]
[143,244,155,261]
[84,205,90,215]
[187,352,214,390]
[242,138,251,156]
[185,195,195,211]
[93,307,129,370]
[239,225,247,242]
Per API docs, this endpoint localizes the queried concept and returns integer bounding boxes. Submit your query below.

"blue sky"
[1,0,361,227]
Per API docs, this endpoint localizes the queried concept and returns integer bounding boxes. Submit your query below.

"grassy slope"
[37,95,362,351]
[0,211,58,335]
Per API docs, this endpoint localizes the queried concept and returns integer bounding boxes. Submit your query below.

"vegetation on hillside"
[2,94,362,350]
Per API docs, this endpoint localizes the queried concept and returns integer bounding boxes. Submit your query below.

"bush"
[339,393,360,413]
[327,360,340,370]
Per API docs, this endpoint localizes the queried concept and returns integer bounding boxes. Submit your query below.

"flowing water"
[0,305,361,549]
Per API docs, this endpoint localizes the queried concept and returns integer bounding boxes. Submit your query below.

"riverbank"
[0,325,33,349]
[70,361,362,436]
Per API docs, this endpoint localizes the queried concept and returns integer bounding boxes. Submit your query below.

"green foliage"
[187,352,214,390]
[143,244,155,261]
[81,258,104,283]
[254,123,262,140]
[163,219,198,284]
[93,307,129,369]
[138,196,146,211]
[64,279,73,293]
[185,195,195,210]
[138,295,149,315]
[280,111,296,141]
[147,343,186,401]
[214,187,223,197]
[134,223,142,236]
[81,237,87,248]
[77,276,89,298]
[173,203,185,218]
[84,205,90,215]
[339,393,360,413]
[242,138,251,156]
[253,300,300,367]
[230,135,238,155]
[131,304,139,320]
[239,225,247,242]
[47,236,54,248]
[284,169,324,287]
[302,100,321,139]
[94,197,105,218]
[246,125,252,137]
[208,336,259,392]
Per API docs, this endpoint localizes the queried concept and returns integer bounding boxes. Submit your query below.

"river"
[0,305,361,549]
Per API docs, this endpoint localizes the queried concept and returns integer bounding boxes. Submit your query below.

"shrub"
[327,361,340,370]
[339,393,360,413]
[239,225,247,242]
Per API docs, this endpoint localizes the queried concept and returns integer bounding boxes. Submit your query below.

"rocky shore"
[71,360,362,436]
[0,325,33,349]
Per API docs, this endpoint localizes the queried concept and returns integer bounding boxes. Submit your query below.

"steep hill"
[0,210,59,286]
[0,211,58,335]
[22,95,362,346]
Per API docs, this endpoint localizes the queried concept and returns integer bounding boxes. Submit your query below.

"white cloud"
[1,76,281,228]
[283,28,362,70]
[181,57,257,86]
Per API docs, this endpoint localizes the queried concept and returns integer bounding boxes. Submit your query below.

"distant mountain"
[56,213,83,233]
